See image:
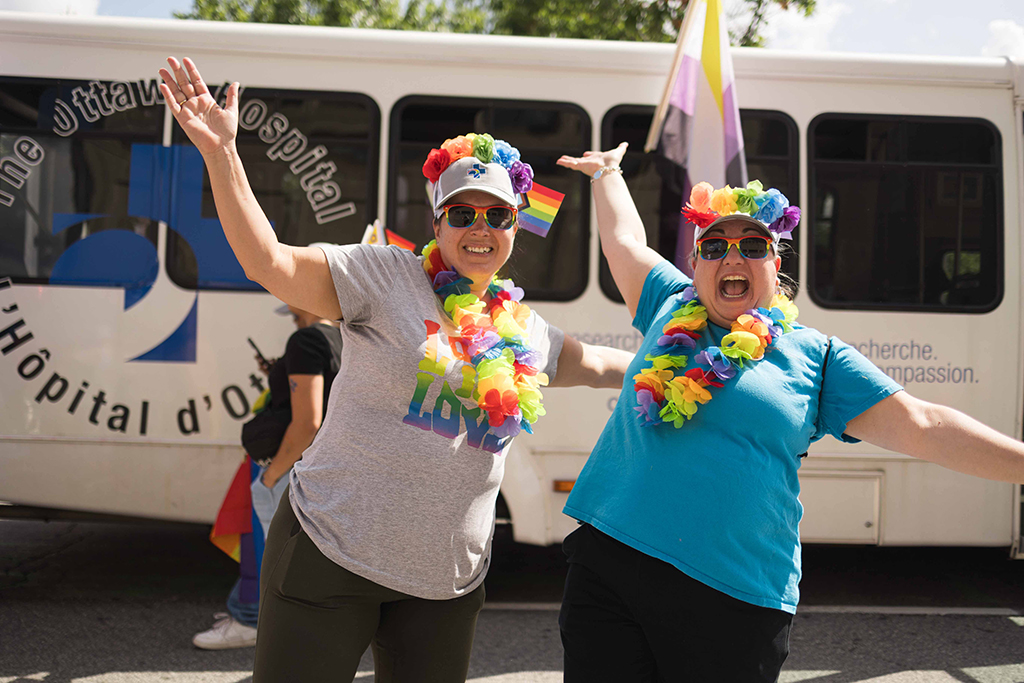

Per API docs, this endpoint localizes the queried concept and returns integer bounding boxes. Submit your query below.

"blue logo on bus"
[46,144,263,363]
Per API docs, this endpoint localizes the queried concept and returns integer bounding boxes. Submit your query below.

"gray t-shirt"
[289,244,565,600]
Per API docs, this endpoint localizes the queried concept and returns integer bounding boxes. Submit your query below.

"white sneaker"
[192,613,258,650]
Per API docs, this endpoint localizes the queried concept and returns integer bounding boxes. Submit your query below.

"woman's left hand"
[557,142,628,178]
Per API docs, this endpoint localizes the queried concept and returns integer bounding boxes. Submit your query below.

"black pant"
[559,524,792,683]
[254,494,486,683]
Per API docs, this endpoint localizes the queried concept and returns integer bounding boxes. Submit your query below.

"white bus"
[2,12,1022,552]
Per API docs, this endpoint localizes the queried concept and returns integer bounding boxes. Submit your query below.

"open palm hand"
[556,142,629,178]
[158,57,239,157]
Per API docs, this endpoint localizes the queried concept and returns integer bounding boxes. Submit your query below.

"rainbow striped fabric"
[209,456,254,562]
[517,183,565,238]
[385,228,415,251]
[209,455,264,607]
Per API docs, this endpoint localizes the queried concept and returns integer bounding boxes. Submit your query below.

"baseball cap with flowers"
[682,180,801,248]
[422,133,534,217]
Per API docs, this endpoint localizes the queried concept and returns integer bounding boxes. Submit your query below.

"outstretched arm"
[548,335,634,389]
[845,391,1024,483]
[557,143,664,318]
[159,57,340,321]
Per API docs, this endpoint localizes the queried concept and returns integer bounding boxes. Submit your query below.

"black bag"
[241,406,291,465]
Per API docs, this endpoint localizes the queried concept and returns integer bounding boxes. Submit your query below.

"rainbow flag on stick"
[645,0,746,270]
[517,183,565,238]
[360,219,416,251]
[385,228,415,251]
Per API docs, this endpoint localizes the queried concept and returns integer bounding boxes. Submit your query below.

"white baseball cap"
[432,157,518,217]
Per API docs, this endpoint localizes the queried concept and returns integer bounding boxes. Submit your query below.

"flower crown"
[422,133,535,195]
[682,180,801,240]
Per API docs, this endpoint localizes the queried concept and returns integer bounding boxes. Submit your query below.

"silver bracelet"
[591,165,623,183]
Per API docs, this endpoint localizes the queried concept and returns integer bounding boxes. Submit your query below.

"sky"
[0,0,1021,60]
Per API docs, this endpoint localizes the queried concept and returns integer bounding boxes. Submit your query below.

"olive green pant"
[253,492,486,683]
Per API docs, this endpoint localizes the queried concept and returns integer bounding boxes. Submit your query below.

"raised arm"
[845,391,1024,483]
[548,335,634,389]
[158,57,340,320]
[557,143,665,318]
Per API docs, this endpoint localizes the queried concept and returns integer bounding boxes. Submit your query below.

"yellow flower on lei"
[670,375,712,405]
[492,300,531,338]
[720,330,764,363]
[733,314,771,348]
[769,294,799,330]
[445,294,485,318]
[633,371,668,402]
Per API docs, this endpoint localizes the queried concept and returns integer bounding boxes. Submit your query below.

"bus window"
[809,115,1002,311]
[598,107,799,304]
[0,77,163,287]
[167,89,380,290]
[387,96,591,302]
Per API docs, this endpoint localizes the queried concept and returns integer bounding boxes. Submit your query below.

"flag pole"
[645,0,702,153]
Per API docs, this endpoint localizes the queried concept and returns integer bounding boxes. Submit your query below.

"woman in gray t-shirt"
[159,57,633,682]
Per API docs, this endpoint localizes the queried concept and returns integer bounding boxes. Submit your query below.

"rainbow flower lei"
[633,289,799,428]
[421,240,547,439]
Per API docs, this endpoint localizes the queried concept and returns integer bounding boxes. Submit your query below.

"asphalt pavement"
[3,518,1024,682]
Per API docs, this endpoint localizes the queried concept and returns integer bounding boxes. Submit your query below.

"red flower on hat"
[423,148,452,184]
[682,205,717,229]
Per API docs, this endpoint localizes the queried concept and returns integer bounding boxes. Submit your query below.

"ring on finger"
[175,93,188,104]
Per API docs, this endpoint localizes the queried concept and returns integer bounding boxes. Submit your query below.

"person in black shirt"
[193,303,341,650]
[257,304,342,489]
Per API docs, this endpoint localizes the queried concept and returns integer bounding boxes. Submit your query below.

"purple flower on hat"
[493,139,520,169]
[509,160,534,194]
[753,188,789,225]
[695,347,736,381]
[769,206,801,240]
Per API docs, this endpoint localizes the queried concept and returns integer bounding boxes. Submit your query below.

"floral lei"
[633,288,799,428]
[421,240,547,439]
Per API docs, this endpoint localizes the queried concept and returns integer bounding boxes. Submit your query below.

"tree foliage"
[175,0,488,32]
[175,0,815,47]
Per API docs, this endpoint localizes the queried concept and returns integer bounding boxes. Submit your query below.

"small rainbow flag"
[361,219,416,251]
[518,183,565,237]
[385,228,415,251]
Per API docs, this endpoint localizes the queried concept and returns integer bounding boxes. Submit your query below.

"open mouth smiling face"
[433,190,517,290]
[692,221,781,329]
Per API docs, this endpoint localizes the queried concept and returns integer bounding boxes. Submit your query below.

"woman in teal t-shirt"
[556,144,1024,682]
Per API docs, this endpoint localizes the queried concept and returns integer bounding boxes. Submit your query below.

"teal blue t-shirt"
[563,260,902,613]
